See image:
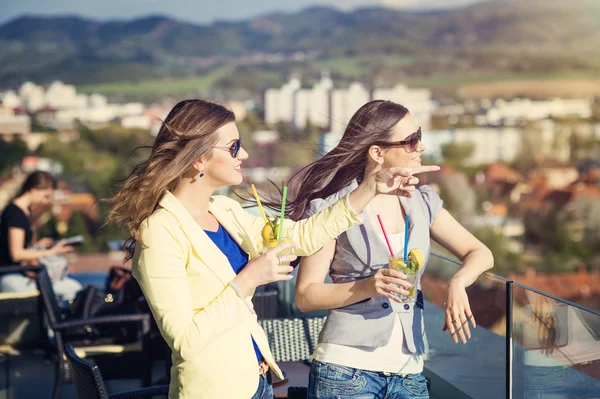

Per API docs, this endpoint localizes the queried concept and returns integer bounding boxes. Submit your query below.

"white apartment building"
[486,98,593,124]
[19,82,46,112]
[330,82,371,134]
[45,81,88,110]
[264,77,301,125]
[372,84,432,132]
[265,78,433,135]
[424,127,522,166]
[424,121,570,166]
[1,91,22,108]
[0,106,31,138]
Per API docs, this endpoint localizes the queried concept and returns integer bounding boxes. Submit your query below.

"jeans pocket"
[401,374,429,398]
[315,361,368,396]
[524,366,568,390]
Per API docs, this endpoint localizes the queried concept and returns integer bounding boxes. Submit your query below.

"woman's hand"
[372,165,440,196]
[530,295,557,355]
[350,165,440,213]
[50,239,75,255]
[235,241,297,296]
[362,268,413,303]
[443,278,476,344]
[36,237,54,248]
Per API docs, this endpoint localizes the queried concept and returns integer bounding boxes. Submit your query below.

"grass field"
[77,63,600,101]
[403,71,600,98]
[77,68,231,98]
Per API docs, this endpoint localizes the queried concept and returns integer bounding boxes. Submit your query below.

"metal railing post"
[506,280,513,399]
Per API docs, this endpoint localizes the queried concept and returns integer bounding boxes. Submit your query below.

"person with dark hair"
[0,171,82,300]
[107,99,439,399]
[288,100,495,399]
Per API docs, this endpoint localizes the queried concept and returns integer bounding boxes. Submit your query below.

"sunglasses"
[213,137,242,158]
[375,127,422,153]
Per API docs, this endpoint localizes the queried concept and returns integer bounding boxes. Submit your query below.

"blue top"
[204,225,263,362]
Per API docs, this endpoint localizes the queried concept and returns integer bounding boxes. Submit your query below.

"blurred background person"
[0,171,82,301]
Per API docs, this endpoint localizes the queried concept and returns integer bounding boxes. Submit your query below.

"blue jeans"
[251,371,273,399]
[308,360,429,399]
[524,365,600,399]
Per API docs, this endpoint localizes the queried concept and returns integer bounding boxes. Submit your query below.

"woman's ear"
[367,145,385,165]
[191,159,205,175]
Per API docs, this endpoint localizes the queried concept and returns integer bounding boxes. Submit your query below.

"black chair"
[252,290,279,320]
[35,268,153,399]
[258,317,325,362]
[65,344,169,399]
[0,265,45,398]
[0,265,43,319]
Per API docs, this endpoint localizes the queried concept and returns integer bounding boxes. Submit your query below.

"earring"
[199,166,204,178]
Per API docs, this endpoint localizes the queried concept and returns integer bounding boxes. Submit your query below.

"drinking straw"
[404,215,410,262]
[376,214,395,258]
[251,184,269,224]
[277,186,288,243]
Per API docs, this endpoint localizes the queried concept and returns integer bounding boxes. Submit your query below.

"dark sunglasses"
[213,137,242,158]
[375,127,422,153]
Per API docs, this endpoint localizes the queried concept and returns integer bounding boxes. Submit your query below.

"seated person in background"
[0,171,82,302]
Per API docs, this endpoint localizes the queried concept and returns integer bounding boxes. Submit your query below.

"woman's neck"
[13,194,31,215]
[172,177,216,219]
[363,163,381,182]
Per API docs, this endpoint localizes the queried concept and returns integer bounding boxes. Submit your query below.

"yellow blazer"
[132,191,362,398]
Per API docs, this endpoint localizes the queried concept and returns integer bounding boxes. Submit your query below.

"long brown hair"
[285,100,409,220]
[16,171,56,197]
[107,99,235,260]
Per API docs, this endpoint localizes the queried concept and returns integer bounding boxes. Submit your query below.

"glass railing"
[423,251,600,399]
[283,250,600,399]
[423,252,509,399]
[512,283,600,399]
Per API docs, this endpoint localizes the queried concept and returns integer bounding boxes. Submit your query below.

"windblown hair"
[285,100,409,220]
[107,99,235,260]
[16,171,56,197]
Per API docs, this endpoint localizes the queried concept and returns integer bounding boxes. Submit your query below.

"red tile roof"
[486,163,522,183]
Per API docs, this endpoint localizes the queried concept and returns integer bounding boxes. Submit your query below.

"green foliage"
[0,138,28,175]
[472,227,522,276]
[66,211,96,253]
[440,142,475,169]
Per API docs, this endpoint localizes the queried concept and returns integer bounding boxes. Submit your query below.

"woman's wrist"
[449,275,466,288]
[355,277,375,299]
[233,271,256,297]
[348,175,376,214]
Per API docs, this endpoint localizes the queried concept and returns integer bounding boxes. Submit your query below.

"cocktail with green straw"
[253,184,293,265]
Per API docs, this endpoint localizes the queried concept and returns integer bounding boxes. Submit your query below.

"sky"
[0,0,486,25]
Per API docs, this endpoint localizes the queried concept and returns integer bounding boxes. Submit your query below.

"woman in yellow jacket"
[108,99,439,399]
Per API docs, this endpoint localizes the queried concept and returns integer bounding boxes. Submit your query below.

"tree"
[514,122,544,175]
[472,227,522,276]
[67,211,96,253]
[438,173,477,221]
[0,137,28,175]
[440,142,475,170]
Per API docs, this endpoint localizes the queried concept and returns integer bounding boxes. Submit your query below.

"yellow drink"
[263,234,293,266]
[388,256,417,302]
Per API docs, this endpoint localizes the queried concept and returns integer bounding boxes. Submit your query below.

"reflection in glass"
[513,285,600,399]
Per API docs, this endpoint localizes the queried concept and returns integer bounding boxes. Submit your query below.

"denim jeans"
[251,371,273,399]
[524,365,600,399]
[308,360,429,399]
